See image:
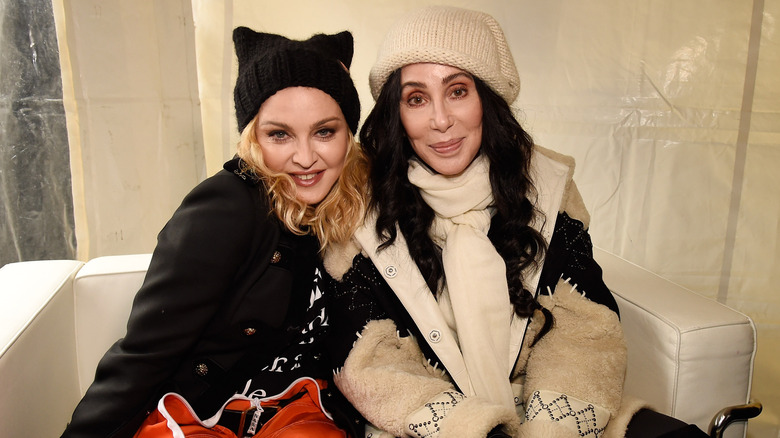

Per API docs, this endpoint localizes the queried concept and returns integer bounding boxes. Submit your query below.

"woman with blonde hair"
[62,27,366,438]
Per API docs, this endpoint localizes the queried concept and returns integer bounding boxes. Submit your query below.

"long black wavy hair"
[360,69,551,328]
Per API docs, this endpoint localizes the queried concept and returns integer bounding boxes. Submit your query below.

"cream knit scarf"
[408,155,515,408]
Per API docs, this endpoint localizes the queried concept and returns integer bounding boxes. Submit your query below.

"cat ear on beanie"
[232,27,284,70]
[308,31,355,70]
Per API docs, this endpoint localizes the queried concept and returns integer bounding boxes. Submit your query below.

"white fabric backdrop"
[53,0,205,259]
[54,0,779,435]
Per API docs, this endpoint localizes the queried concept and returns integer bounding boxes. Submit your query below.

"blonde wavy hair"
[236,115,368,250]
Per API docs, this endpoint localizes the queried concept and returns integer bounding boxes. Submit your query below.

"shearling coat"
[323,148,645,438]
[61,158,347,438]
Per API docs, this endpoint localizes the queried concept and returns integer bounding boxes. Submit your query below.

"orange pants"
[134,378,347,438]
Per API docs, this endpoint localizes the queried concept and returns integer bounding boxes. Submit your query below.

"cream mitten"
[333,319,454,436]
[404,390,521,438]
[521,279,627,436]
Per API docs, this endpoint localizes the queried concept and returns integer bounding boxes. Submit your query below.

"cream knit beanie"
[369,5,520,104]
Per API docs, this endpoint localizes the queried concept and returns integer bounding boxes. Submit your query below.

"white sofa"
[0,248,759,438]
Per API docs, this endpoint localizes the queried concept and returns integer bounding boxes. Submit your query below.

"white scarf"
[407,155,515,408]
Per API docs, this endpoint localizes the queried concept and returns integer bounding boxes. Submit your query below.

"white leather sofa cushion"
[595,248,755,438]
[73,253,152,394]
[0,260,84,438]
[0,250,757,438]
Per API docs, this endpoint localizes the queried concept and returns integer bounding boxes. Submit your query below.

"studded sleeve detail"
[405,391,466,437]
[537,212,619,315]
[525,390,610,437]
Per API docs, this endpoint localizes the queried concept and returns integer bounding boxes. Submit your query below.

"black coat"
[61,159,344,437]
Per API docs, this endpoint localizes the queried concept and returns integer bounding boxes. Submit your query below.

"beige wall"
[55,1,779,436]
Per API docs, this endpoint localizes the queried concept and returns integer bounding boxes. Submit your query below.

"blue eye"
[269,131,288,140]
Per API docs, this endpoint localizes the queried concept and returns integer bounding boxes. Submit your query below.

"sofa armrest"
[73,253,152,394]
[594,248,756,438]
[0,260,85,437]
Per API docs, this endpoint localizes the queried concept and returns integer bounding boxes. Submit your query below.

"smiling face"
[254,87,350,205]
[399,63,483,176]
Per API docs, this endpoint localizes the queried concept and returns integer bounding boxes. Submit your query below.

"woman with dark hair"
[322,6,707,438]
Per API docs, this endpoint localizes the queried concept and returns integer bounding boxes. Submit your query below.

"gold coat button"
[243,327,257,336]
[271,251,282,264]
[195,362,209,376]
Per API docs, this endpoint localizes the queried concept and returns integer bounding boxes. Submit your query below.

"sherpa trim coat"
[323,147,646,438]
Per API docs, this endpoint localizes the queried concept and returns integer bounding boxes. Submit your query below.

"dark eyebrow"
[442,71,473,85]
[311,117,342,129]
[258,116,342,131]
[258,120,291,130]
[401,72,473,91]
[400,80,426,91]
